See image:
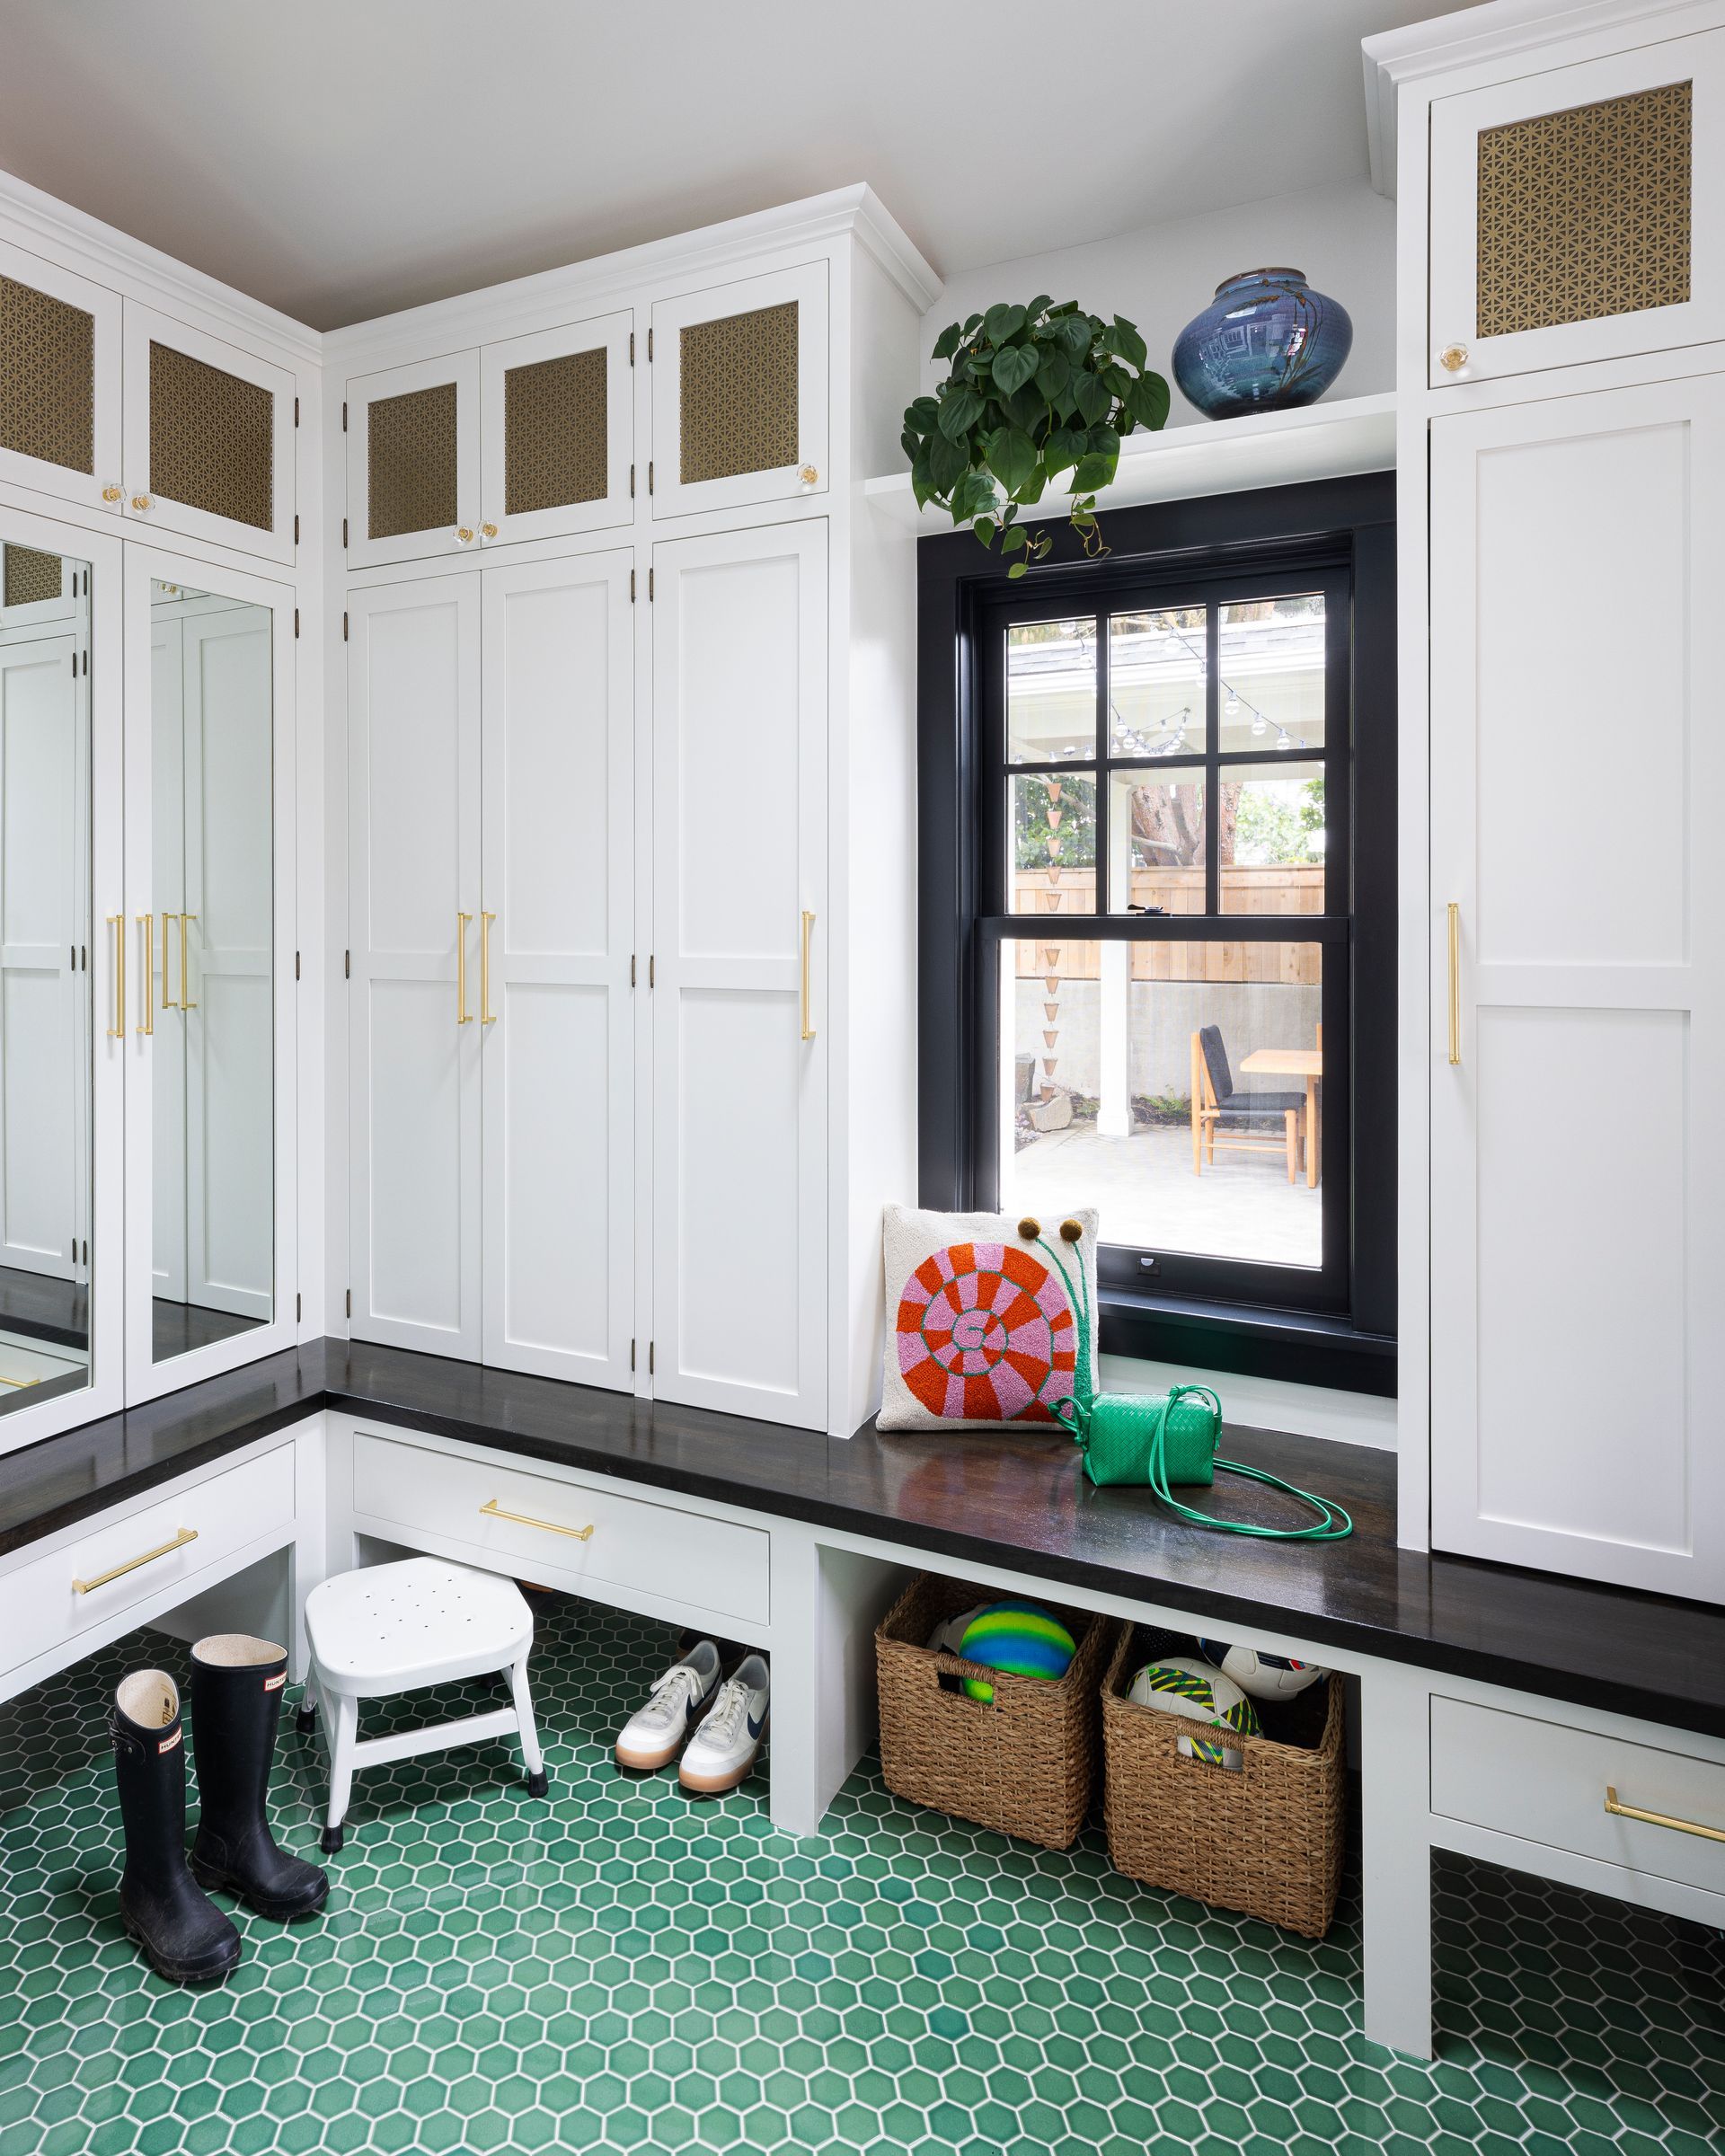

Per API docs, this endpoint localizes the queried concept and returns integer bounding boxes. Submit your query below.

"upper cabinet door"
[1429,28,1725,388]
[650,262,827,519]
[479,311,633,549]
[346,351,481,570]
[120,305,296,564]
[0,240,121,515]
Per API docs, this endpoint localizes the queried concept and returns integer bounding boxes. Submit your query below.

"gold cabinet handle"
[102,484,122,504]
[1439,344,1469,373]
[456,912,473,1024]
[798,464,819,485]
[107,914,124,1038]
[129,494,151,511]
[164,907,178,1011]
[1605,1784,1725,1846]
[481,521,498,540]
[481,911,496,1024]
[479,1498,593,1542]
[74,1525,199,1595]
[1446,902,1461,1066]
[178,914,198,1010]
[800,909,816,1041]
[136,915,154,1037]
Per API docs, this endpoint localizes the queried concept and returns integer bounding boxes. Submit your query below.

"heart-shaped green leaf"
[931,323,964,361]
[937,384,985,441]
[1071,452,1116,492]
[1072,371,1111,426]
[982,303,1028,344]
[925,427,969,490]
[1042,425,1085,474]
[1112,315,1148,371]
[992,343,1039,396]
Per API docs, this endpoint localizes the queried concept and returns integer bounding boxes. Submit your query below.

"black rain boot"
[188,1635,330,1922]
[111,1669,242,1985]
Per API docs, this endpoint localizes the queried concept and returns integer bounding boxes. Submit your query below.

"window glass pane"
[1007,617,1095,763]
[1109,606,1206,757]
[1012,772,1093,915]
[1002,937,1322,1269]
[1106,771,1205,914]
[1219,762,1324,915]
[1217,593,1324,753]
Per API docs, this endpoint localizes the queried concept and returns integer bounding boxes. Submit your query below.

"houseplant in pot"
[904,301,1170,573]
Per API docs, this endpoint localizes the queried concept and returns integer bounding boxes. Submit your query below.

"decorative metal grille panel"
[679,300,798,486]
[504,347,607,517]
[149,341,274,531]
[0,274,95,474]
[367,381,458,540]
[3,543,64,609]
[1477,80,1692,338]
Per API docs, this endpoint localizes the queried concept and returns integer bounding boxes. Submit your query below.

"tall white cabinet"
[1373,0,1725,1596]
[335,191,933,1433]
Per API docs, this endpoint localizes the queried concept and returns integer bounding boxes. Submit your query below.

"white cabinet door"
[348,576,482,1358]
[120,304,296,564]
[0,239,121,517]
[479,313,634,549]
[346,353,481,570]
[149,617,186,1306]
[1429,28,1725,388]
[1429,375,1725,1599]
[480,552,634,1386]
[650,263,827,520]
[650,521,827,1427]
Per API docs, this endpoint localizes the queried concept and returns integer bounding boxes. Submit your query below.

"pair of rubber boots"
[111,1633,328,1984]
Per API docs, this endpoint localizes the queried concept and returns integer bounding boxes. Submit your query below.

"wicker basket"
[875,1573,1115,1850]
[1101,1623,1345,1938]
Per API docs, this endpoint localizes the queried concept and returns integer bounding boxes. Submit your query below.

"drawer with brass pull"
[350,1430,769,1628]
[1430,1694,1725,1898]
[0,1445,296,1682]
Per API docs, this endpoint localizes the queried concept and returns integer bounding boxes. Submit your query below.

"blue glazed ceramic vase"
[1172,268,1352,420]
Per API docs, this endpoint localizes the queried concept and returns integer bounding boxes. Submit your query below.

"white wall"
[921,178,1396,423]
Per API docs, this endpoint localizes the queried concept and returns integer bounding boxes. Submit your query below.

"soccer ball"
[1128,1657,1261,1770]
[1198,1637,1325,1701]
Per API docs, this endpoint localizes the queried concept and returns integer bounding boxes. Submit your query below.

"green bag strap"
[1146,1384,1354,1542]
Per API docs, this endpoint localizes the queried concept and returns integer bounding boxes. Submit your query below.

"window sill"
[1098,1286,1396,1398]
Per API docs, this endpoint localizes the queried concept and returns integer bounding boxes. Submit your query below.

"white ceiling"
[0,1,1465,331]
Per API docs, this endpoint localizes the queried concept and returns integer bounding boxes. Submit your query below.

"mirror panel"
[0,537,93,1411]
[149,579,273,1364]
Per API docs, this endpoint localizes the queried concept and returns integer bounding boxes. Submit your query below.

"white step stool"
[299,1556,547,1851]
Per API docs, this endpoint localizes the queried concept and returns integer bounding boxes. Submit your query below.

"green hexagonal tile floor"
[2,1593,1721,2154]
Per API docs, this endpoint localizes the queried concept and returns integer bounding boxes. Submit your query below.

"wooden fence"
[1011,865,1323,984]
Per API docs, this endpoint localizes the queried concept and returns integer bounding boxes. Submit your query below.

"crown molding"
[1361,0,1721,196]
[324,183,942,375]
[0,163,321,369]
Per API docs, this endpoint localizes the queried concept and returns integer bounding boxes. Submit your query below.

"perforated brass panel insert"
[367,381,458,540]
[3,543,64,610]
[504,346,607,517]
[1477,80,1692,339]
[0,274,95,474]
[149,341,274,531]
[679,300,798,487]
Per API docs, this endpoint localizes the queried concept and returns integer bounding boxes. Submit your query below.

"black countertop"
[4,1336,1724,1742]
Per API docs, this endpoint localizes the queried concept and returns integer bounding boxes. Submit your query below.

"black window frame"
[917,475,1396,1397]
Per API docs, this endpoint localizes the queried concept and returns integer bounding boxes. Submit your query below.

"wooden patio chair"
[1190,1025,1304,1183]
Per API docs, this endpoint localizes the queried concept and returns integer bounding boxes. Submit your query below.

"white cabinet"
[479,313,634,548]
[650,521,827,1426]
[120,304,296,564]
[0,240,122,516]
[345,352,482,571]
[650,263,827,519]
[349,555,636,1387]
[1428,372,1725,1599]
[1428,26,1725,388]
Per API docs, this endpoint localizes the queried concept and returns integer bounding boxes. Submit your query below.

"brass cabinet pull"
[481,912,496,1024]
[178,914,198,1009]
[107,914,124,1037]
[800,910,816,1041]
[136,915,154,1036]
[74,1525,199,1595]
[1446,903,1461,1066]
[1605,1784,1725,1846]
[164,908,178,1011]
[479,1498,594,1542]
[456,912,473,1024]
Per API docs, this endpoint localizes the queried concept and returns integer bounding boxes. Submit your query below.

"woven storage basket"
[875,1573,1114,1850]
[1101,1623,1344,1938]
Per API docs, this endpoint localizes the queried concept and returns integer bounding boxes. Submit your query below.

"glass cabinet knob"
[456,526,474,544]
[102,484,122,504]
[798,464,819,485]
[1438,344,1469,373]
[129,494,152,511]
[481,522,498,540]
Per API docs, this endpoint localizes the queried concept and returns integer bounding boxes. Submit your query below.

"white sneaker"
[679,1654,769,1794]
[615,1641,722,1771]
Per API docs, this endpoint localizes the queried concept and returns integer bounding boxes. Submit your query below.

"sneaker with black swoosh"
[678,1654,769,1794]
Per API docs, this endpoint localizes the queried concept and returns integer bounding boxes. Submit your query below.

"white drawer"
[350,1431,770,1630]
[1431,1694,1725,1897]
[0,1445,297,1680]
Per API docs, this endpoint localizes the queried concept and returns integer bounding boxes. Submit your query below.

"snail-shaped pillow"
[878,1204,1099,1431]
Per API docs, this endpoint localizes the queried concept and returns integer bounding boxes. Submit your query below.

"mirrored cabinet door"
[124,554,295,1401]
